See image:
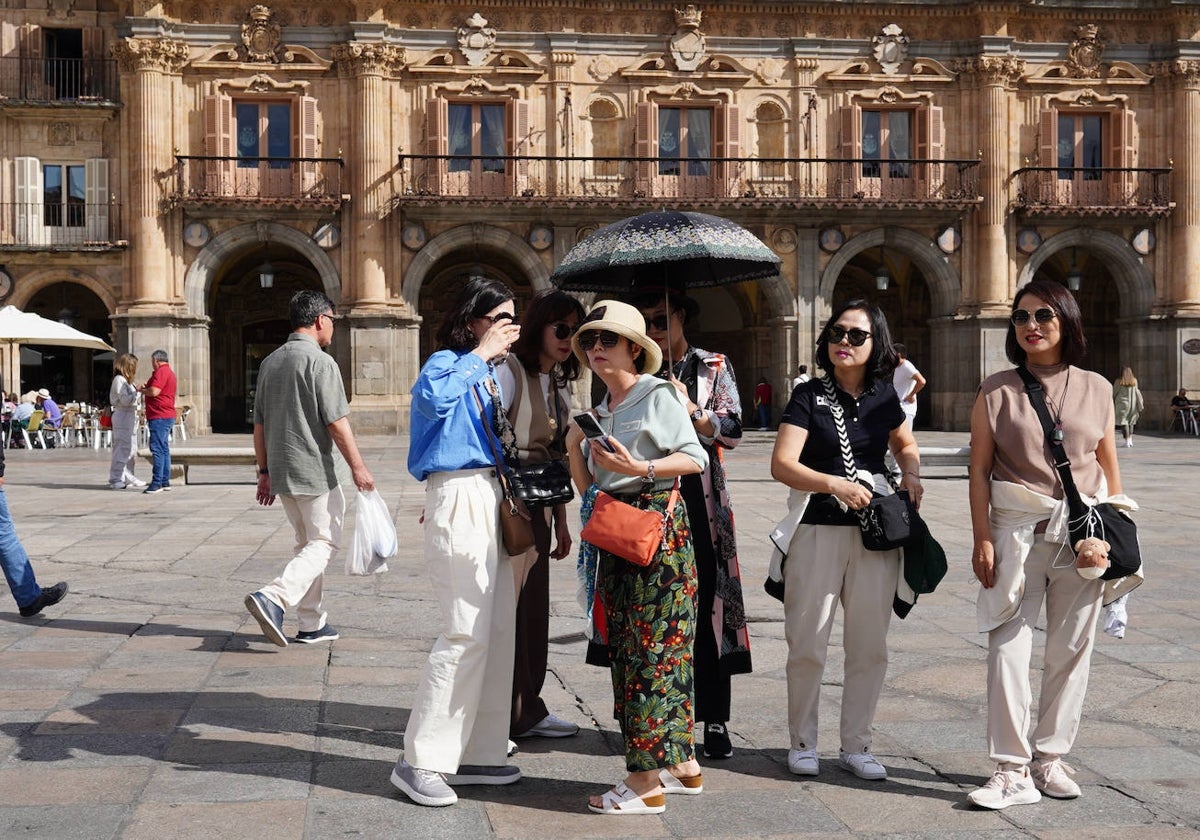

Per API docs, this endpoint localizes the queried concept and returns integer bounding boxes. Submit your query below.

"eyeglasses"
[576,329,622,351]
[1010,308,1056,327]
[319,312,340,326]
[826,325,872,347]
[550,322,575,340]
[481,312,517,326]
[645,314,671,331]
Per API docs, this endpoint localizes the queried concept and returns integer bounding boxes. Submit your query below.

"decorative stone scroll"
[669,5,708,72]
[872,23,909,75]
[238,5,292,63]
[1066,24,1104,79]
[333,43,407,76]
[458,13,498,68]
[111,37,189,74]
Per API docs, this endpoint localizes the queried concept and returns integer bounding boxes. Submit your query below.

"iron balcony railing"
[0,201,123,248]
[172,156,345,208]
[1013,166,1173,215]
[395,154,982,206]
[0,56,120,103]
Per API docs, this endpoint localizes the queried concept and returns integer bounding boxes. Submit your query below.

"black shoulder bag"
[1016,365,1141,580]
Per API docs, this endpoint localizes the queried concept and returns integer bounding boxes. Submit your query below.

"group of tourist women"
[395,273,1134,816]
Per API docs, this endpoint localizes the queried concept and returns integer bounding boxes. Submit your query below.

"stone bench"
[137,447,256,484]
[919,445,970,472]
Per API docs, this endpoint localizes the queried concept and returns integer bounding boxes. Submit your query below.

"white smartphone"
[573,413,616,453]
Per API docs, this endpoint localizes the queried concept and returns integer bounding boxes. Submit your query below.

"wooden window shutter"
[203,94,233,195]
[425,98,446,194]
[509,99,531,195]
[836,106,861,197]
[916,105,944,195]
[1112,108,1136,201]
[15,156,44,245]
[1037,107,1057,202]
[85,158,109,242]
[82,28,105,99]
[718,103,741,197]
[19,24,44,99]
[298,95,319,195]
[634,100,656,195]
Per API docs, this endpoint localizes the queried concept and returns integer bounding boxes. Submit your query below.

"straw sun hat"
[570,299,663,375]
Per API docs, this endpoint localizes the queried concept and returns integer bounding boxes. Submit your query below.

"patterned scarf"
[485,374,521,470]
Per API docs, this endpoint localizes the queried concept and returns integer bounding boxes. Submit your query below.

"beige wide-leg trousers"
[405,468,516,775]
[258,486,346,634]
[987,536,1104,768]
[783,523,900,753]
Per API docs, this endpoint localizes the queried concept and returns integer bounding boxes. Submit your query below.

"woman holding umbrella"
[565,300,708,815]
[631,285,752,761]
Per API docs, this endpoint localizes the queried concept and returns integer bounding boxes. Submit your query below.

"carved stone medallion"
[670,5,707,72]
[239,5,292,63]
[458,13,497,68]
[872,23,909,75]
[1067,24,1104,79]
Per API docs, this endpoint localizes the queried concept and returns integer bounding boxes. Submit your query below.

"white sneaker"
[1031,757,1081,799]
[127,477,147,488]
[968,766,1042,810]
[390,759,457,807]
[516,712,579,738]
[838,749,887,780]
[788,748,819,776]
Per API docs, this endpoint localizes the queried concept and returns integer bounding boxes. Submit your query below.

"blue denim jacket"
[407,349,501,481]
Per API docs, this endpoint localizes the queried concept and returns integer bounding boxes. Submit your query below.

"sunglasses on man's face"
[644,314,671,332]
[550,322,575,340]
[1010,308,1056,327]
[826,325,872,347]
[576,330,621,351]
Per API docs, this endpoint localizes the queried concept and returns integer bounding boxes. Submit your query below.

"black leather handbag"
[861,489,915,551]
[508,459,574,508]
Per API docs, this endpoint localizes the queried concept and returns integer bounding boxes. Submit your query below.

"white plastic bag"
[346,489,397,575]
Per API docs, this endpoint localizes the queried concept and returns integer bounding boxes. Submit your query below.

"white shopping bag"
[346,489,397,575]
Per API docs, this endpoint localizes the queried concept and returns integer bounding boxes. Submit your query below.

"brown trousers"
[510,509,552,736]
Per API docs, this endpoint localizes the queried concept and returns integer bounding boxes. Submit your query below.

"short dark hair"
[814,299,897,385]
[893,343,907,358]
[1005,279,1087,366]
[435,276,515,352]
[510,289,586,382]
[798,364,808,374]
[290,290,335,329]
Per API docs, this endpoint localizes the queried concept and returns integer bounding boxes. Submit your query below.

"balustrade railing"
[1013,166,1172,213]
[0,56,119,103]
[0,201,122,248]
[172,156,344,206]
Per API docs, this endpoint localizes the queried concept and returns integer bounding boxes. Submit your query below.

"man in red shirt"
[139,349,177,494]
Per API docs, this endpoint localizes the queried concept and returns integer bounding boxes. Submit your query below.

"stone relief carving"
[48,122,74,146]
[756,57,783,85]
[1067,24,1104,79]
[588,56,617,81]
[669,5,708,72]
[872,24,909,75]
[458,13,498,68]
[332,43,407,76]
[47,0,76,17]
[111,37,190,74]
[238,5,292,63]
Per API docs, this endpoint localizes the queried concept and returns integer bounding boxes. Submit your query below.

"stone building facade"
[1,1,1197,432]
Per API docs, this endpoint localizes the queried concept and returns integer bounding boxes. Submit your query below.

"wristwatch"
[690,408,705,422]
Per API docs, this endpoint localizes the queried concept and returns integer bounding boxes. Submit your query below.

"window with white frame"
[14,157,108,245]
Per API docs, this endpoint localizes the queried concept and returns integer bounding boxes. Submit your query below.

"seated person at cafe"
[9,396,35,447]
[35,389,61,429]
[1171,388,1196,429]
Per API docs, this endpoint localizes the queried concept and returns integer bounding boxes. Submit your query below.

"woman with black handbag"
[564,300,708,815]
[967,279,1140,811]
[768,299,922,783]
[494,289,586,743]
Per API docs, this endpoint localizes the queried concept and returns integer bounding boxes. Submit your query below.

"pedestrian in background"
[244,291,374,649]
[107,353,146,490]
[0,442,68,618]
[1112,367,1144,447]
[392,276,523,808]
[634,287,752,761]
[139,350,176,493]
[494,289,585,743]
[891,344,926,430]
[769,299,922,783]
[754,377,773,430]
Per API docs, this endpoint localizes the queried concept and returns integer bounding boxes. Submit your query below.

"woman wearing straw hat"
[565,300,708,815]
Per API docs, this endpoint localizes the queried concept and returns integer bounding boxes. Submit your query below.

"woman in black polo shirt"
[769,299,922,782]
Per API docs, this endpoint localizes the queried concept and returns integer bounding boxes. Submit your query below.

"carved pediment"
[826,56,955,85]
[620,52,752,82]
[852,86,935,107]
[1027,60,1151,86]
[1045,88,1128,108]
[409,48,543,77]
[217,73,311,95]
[191,43,330,71]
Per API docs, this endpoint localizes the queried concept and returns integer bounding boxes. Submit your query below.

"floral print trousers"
[597,491,698,772]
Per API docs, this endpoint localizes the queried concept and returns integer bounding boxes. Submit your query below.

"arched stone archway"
[401,223,552,307]
[183,222,340,318]
[9,267,118,315]
[819,227,960,316]
[1017,229,1152,318]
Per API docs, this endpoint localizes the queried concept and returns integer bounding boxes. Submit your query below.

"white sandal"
[587,781,666,815]
[658,768,703,795]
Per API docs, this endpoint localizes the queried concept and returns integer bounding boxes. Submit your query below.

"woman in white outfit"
[108,353,146,490]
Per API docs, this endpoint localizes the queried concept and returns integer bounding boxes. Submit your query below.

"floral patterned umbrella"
[550,210,781,292]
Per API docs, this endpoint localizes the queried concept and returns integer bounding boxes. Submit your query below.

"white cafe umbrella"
[0,305,113,395]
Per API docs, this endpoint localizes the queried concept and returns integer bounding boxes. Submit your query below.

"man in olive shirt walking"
[244,290,374,647]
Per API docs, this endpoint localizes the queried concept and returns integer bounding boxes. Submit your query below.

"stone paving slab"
[0,431,1196,837]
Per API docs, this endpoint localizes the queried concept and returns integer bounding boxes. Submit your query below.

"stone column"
[332,43,406,306]
[111,37,188,308]
[1160,60,1200,311]
[963,56,1025,314]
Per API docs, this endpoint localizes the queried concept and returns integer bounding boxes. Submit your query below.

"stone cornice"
[111,37,189,74]
[958,55,1026,85]
[332,43,408,77]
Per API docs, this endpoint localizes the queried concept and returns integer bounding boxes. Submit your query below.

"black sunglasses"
[826,325,872,347]
[481,312,517,326]
[576,329,622,351]
[1010,308,1056,327]
[550,322,575,340]
[645,314,671,331]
